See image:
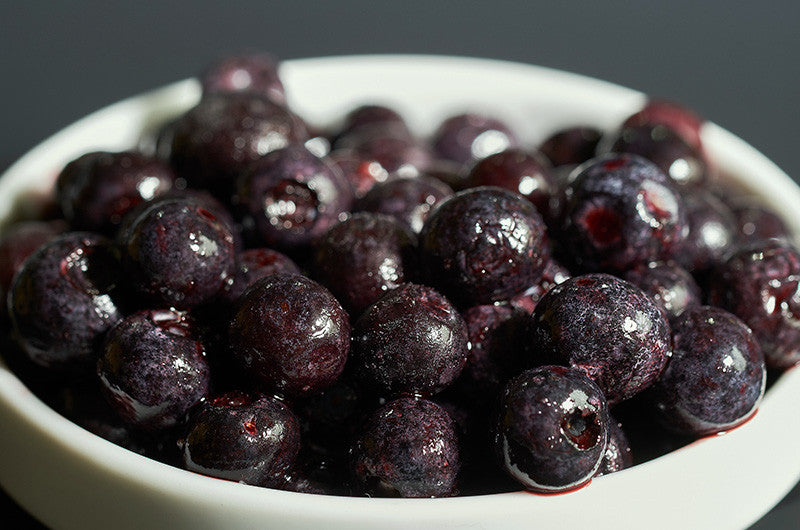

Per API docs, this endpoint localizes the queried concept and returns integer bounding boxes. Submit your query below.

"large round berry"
[494,366,609,493]
[356,176,453,234]
[182,392,300,486]
[228,274,349,397]
[677,190,736,272]
[538,127,602,168]
[55,151,175,234]
[624,261,701,321]
[314,213,416,316]
[529,273,672,404]
[223,248,300,303]
[8,232,122,370]
[419,187,548,306]
[200,52,285,104]
[0,220,65,307]
[351,283,467,397]
[351,396,460,497]
[650,306,765,436]
[236,145,352,250]
[97,309,210,431]
[709,239,800,369]
[336,104,410,141]
[622,99,705,155]
[432,113,519,167]
[121,199,235,309]
[560,154,687,272]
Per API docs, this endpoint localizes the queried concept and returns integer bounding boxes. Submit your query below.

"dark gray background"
[1,2,798,528]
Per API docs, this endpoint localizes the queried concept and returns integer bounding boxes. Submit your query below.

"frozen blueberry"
[538,127,602,167]
[182,392,300,486]
[228,274,350,397]
[730,200,789,246]
[432,113,519,167]
[560,154,687,272]
[336,104,410,141]
[351,396,460,497]
[97,309,210,431]
[55,151,175,234]
[419,187,548,306]
[356,176,454,234]
[235,145,353,251]
[8,232,122,370]
[0,220,65,309]
[170,92,307,196]
[224,248,300,303]
[622,99,705,155]
[338,130,432,179]
[529,273,672,404]
[709,239,800,369]
[465,149,556,217]
[677,190,736,272]
[508,258,571,315]
[494,366,609,493]
[624,261,701,321]
[314,213,416,316]
[594,415,633,477]
[351,283,467,397]
[649,306,765,436]
[200,52,285,104]
[121,199,235,309]
[328,149,396,199]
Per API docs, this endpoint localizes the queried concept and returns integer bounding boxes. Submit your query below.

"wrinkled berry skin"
[560,154,687,272]
[356,176,453,234]
[200,52,285,104]
[182,392,300,486]
[228,274,349,397]
[650,306,765,436]
[56,151,175,234]
[314,213,416,316]
[420,187,548,306]
[594,416,633,477]
[170,92,306,195]
[432,113,519,167]
[223,248,300,303]
[529,274,671,404]
[466,149,556,216]
[624,261,701,321]
[97,309,210,431]
[351,396,460,498]
[677,191,736,272]
[709,240,800,369]
[236,145,353,250]
[352,283,468,397]
[0,220,65,307]
[8,233,122,370]
[122,199,235,309]
[538,127,602,167]
[494,366,609,493]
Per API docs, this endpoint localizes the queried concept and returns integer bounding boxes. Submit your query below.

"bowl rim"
[1,53,799,529]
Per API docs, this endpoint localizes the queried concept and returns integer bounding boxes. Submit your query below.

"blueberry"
[677,190,736,272]
[730,200,789,246]
[351,283,467,397]
[494,366,609,493]
[328,149,395,199]
[235,145,353,251]
[560,154,687,272]
[351,396,460,497]
[624,261,701,321]
[228,273,350,397]
[182,392,301,486]
[649,305,765,436]
[121,198,235,309]
[0,220,65,310]
[8,232,122,370]
[200,52,285,104]
[508,258,571,314]
[97,309,210,431]
[313,213,416,316]
[56,151,175,234]
[419,187,548,306]
[432,113,519,167]
[709,239,800,369]
[538,127,602,167]
[594,415,633,477]
[529,273,672,404]
[335,104,410,142]
[356,176,453,234]
[621,99,705,155]
[224,248,300,303]
[337,130,432,179]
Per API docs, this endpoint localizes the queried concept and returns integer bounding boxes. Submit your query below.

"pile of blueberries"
[1,53,797,498]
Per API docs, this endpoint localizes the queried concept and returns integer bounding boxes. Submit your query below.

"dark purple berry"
[677,190,736,272]
[200,52,285,104]
[8,233,122,370]
[328,149,396,199]
[709,239,800,369]
[236,145,352,250]
[314,213,416,316]
[336,104,410,141]
[97,309,210,431]
[529,273,672,404]
[356,176,453,234]
[494,366,609,493]
[560,154,687,272]
[352,283,467,397]
[538,127,602,167]
[0,220,65,306]
[228,274,349,397]
[420,187,548,306]
[508,258,571,315]
[121,199,235,309]
[182,392,300,486]
[730,200,790,246]
[351,396,460,497]
[650,306,765,436]
[343,131,432,179]
[622,99,705,155]
[432,113,519,167]
[624,261,701,321]
[594,415,633,477]
[56,151,175,234]
[224,248,300,303]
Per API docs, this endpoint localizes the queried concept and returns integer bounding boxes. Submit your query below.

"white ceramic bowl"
[1,55,799,530]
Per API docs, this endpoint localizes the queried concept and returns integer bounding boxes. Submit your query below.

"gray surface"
[1,2,799,528]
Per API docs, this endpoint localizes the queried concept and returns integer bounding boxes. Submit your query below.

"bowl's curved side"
[0,55,797,530]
